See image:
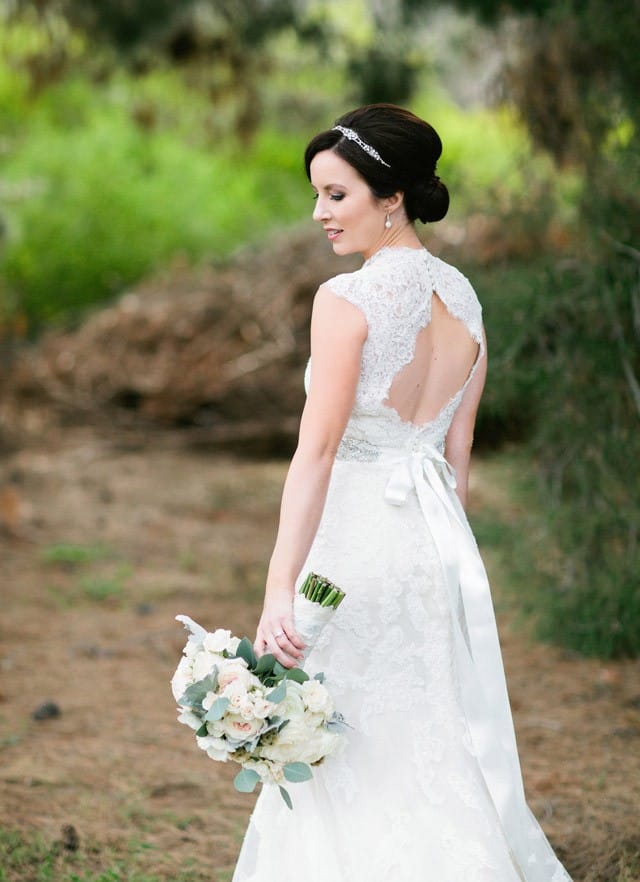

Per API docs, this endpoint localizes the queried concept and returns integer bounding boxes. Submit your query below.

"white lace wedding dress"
[232,246,572,882]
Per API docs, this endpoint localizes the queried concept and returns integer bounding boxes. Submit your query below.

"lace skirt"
[232,459,568,882]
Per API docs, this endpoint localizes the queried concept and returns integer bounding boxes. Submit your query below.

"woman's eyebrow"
[311,182,347,191]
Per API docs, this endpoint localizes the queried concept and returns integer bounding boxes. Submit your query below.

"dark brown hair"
[304,103,449,224]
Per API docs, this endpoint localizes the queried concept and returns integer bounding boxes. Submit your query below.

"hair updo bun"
[304,103,450,225]
[405,175,450,224]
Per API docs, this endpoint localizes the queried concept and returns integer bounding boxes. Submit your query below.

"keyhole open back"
[383,292,480,427]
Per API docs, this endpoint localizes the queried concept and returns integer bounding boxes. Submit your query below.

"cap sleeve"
[431,257,484,353]
[324,270,372,327]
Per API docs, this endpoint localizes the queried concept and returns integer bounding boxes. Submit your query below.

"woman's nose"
[312,198,329,222]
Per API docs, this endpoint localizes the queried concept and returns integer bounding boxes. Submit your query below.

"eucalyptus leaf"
[278,785,293,810]
[235,637,257,669]
[273,661,287,677]
[196,722,208,737]
[254,653,276,676]
[267,681,287,704]
[179,672,218,708]
[314,671,326,683]
[283,762,312,783]
[283,667,309,684]
[204,696,230,721]
[234,768,260,793]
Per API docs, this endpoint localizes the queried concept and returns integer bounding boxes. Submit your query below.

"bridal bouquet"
[171,573,346,808]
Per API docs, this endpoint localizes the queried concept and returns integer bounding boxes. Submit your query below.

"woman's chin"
[330,239,356,257]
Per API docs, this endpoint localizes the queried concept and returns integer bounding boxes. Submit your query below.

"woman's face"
[309,150,388,258]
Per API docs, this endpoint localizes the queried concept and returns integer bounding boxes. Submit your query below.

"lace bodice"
[304,246,484,456]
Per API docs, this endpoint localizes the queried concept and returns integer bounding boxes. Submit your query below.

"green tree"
[4,1,309,141]
[436,0,640,656]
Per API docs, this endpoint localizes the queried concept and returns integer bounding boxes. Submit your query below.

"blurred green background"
[0,0,638,659]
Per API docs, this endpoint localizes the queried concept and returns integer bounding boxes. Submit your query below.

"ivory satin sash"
[383,446,541,880]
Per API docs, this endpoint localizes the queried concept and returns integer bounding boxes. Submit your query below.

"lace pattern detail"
[309,246,486,454]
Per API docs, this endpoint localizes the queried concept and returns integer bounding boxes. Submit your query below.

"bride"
[232,104,572,881]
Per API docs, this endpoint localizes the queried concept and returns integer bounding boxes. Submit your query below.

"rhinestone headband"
[332,125,390,168]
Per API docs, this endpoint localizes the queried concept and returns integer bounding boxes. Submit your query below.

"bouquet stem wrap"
[294,573,344,666]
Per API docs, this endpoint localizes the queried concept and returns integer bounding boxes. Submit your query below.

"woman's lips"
[326,229,343,241]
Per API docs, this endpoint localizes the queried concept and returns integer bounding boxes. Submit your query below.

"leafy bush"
[0,70,309,327]
[0,39,553,330]
[472,237,640,658]
[527,246,640,657]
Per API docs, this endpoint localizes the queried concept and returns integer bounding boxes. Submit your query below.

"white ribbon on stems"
[293,592,335,666]
[383,443,565,882]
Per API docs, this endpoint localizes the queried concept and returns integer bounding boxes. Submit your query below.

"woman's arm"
[444,328,487,510]
[254,284,367,667]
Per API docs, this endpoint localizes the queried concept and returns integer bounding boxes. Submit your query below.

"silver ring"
[274,630,284,638]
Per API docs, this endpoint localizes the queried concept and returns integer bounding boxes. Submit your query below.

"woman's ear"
[385,191,405,214]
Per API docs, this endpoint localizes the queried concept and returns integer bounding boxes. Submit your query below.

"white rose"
[177,708,202,730]
[257,709,310,764]
[192,650,218,682]
[220,713,266,743]
[304,709,328,731]
[203,629,235,653]
[206,719,225,738]
[258,739,300,764]
[304,727,343,762]
[223,679,250,710]
[242,759,273,783]
[301,679,334,716]
[274,680,305,722]
[239,698,258,721]
[263,726,340,765]
[273,715,310,748]
[171,655,194,702]
[251,696,276,720]
[196,734,230,761]
[217,658,254,691]
[244,759,284,784]
[242,759,285,784]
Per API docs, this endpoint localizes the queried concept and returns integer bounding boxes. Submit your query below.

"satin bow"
[385,444,457,510]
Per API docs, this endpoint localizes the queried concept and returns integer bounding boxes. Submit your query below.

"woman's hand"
[254,588,305,669]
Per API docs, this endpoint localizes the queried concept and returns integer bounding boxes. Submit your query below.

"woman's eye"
[311,192,344,202]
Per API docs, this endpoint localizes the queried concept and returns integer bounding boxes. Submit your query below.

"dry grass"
[0,430,638,881]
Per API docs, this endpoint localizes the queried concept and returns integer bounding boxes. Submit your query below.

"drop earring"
[384,212,392,229]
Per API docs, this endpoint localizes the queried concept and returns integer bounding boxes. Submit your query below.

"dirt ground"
[1,428,639,881]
